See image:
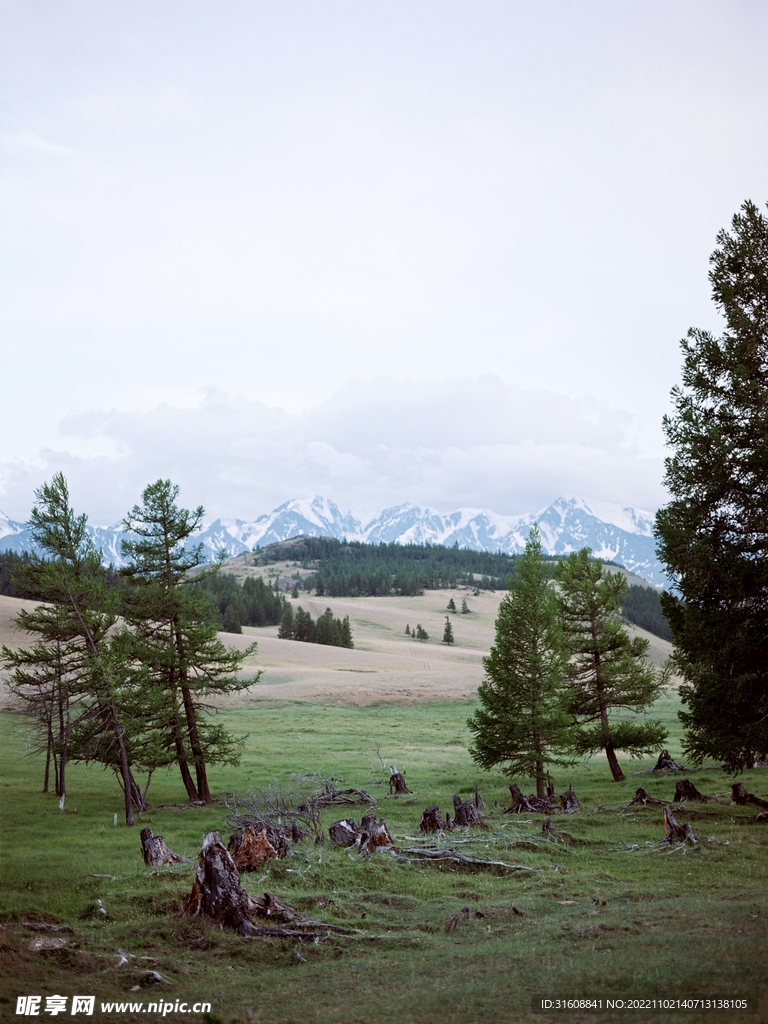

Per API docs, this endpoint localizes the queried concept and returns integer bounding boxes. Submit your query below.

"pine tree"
[461,597,470,614]
[442,616,455,644]
[3,474,144,823]
[555,551,668,781]
[468,527,573,797]
[121,480,256,804]
[655,200,768,770]
[447,597,456,612]
[278,602,295,639]
[405,623,410,636]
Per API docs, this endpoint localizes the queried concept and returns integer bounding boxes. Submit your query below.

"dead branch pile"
[328,814,393,856]
[297,779,374,811]
[731,783,768,810]
[504,783,555,814]
[452,793,487,828]
[140,827,184,866]
[658,806,699,846]
[223,781,330,849]
[673,779,708,803]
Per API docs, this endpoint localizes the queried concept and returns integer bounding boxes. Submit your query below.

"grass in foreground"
[1,698,767,1024]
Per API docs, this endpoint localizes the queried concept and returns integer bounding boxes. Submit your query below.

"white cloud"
[0,377,666,525]
[2,132,72,156]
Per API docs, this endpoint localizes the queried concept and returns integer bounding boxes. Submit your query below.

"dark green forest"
[1,546,673,641]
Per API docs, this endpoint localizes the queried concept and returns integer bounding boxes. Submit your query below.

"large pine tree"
[468,528,573,797]
[555,551,667,782]
[655,200,768,770]
[121,480,256,803]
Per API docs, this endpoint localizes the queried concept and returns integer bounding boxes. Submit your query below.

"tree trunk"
[180,682,211,803]
[43,729,53,794]
[172,708,199,802]
[535,757,546,799]
[388,769,411,795]
[605,741,626,782]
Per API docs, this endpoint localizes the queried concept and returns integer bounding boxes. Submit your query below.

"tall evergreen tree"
[555,551,668,781]
[2,474,143,824]
[442,616,455,644]
[468,528,573,798]
[655,200,768,771]
[121,480,256,803]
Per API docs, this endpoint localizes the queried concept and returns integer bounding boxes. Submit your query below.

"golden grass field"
[1,577,674,709]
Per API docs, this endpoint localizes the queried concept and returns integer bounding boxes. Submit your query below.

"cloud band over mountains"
[0,375,666,524]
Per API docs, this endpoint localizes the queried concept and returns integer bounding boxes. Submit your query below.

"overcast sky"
[2,1,767,524]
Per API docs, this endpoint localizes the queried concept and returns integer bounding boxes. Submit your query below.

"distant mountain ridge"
[0,495,665,586]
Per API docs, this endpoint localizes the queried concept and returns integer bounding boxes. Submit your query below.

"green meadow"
[1,691,767,1024]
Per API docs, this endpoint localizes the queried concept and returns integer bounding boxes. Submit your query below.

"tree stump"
[661,806,699,845]
[731,783,768,810]
[328,815,393,854]
[559,784,582,812]
[474,783,486,809]
[504,783,537,813]
[542,816,554,836]
[452,793,486,827]
[184,831,264,935]
[358,814,393,856]
[546,780,556,799]
[654,749,685,771]
[419,806,451,833]
[388,767,412,795]
[140,827,183,866]
[250,892,295,922]
[328,819,359,847]
[622,787,664,810]
[756,812,768,823]
[228,826,280,870]
[673,779,707,802]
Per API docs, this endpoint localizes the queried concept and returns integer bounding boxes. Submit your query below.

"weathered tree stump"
[559,784,582,812]
[452,793,487,827]
[184,831,265,934]
[328,818,359,846]
[731,783,768,810]
[140,827,183,866]
[388,767,412,795]
[504,783,536,813]
[654,749,685,771]
[542,816,554,836]
[228,826,280,870]
[673,779,708,802]
[660,806,699,845]
[358,814,393,856]
[328,815,392,854]
[474,783,486,809]
[622,787,664,811]
[419,806,451,833]
[546,780,556,799]
[503,783,552,813]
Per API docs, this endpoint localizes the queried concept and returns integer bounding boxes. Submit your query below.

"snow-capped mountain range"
[0,495,665,586]
[0,495,663,585]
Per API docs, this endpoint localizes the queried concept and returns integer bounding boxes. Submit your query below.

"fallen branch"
[392,847,531,873]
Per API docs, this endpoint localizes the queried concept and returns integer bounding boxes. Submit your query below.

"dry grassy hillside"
[0,588,674,709]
